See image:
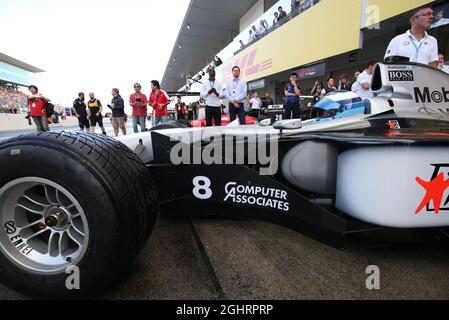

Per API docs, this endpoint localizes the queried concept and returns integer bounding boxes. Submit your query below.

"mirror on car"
[257,118,273,127]
[273,119,302,130]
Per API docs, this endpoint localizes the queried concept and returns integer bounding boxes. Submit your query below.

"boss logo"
[388,71,414,81]
[414,87,449,104]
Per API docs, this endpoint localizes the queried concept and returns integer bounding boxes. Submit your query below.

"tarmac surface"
[1,126,449,300]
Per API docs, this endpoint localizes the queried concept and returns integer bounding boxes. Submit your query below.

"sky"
[0,0,190,110]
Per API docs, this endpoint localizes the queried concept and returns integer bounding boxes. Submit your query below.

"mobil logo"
[414,87,449,104]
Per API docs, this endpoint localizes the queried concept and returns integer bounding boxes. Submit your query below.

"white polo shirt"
[250,97,262,109]
[385,30,439,65]
[353,70,373,99]
[200,80,224,107]
[248,32,256,43]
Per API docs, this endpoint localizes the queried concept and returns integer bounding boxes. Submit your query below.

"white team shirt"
[250,97,262,109]
[249,32,256,43]
[200,80,223,107]
[353,70,373,99]
[385,30,439,65]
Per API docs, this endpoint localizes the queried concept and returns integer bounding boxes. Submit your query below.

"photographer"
[338,74,352,91]
[278,6,287,21]
[311,81,323,102]
[130,83,148,133]
[200,68,223,126]
[27,85,49,132]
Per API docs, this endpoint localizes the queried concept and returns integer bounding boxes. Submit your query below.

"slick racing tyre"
[0,131,159,298]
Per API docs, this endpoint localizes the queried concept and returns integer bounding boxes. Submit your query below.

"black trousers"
[229,103,246,124]
[283,100,301,119]
[78,114,90,129]
[90,114,104,127]
[206,106,222,127]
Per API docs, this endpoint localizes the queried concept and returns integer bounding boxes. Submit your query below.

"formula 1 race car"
[190,113,258,127]
[0,59,448,298]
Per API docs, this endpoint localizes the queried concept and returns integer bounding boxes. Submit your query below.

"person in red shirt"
[28,85,49,132]
[130,83,148,133]
[149,80,169,125]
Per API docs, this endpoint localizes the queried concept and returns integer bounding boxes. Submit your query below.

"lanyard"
[232,79,240,90]
[409,34,425,60]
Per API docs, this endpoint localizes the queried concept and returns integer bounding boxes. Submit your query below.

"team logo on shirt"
[388,70,414,81]
[403,41,410,46]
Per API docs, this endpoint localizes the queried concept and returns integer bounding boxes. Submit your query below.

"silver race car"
[0,59,448,298]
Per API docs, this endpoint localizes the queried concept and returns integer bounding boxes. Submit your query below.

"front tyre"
[0,131,159,298]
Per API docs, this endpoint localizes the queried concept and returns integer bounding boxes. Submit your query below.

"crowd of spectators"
[0,85,28,114]
[238,0,320,52]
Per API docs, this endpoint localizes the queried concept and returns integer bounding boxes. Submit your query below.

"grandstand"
[0,52,44,114]
[163,0,449,104]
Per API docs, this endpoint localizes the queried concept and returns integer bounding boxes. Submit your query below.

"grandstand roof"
[161,0,258,92]
[0,52,44,73]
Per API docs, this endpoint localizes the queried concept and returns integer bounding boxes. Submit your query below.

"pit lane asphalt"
[1,127,449,300]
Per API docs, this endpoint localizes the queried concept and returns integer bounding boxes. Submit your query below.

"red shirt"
[130,93,148,117]
[29,98,46,117]
[149,90,169,117]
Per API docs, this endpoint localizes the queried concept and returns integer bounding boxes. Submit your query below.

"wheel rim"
[0,177,89,275]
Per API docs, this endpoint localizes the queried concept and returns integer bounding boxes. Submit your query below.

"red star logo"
[415,173,449,215]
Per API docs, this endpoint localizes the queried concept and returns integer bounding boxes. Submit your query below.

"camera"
[136,97,142,103]
[25,113,32,126]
